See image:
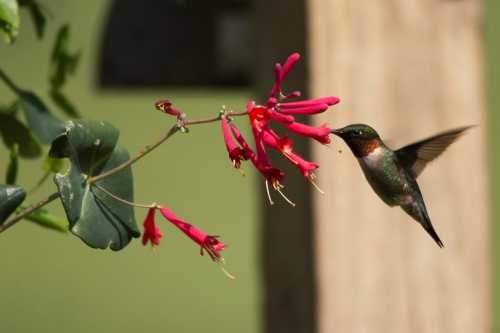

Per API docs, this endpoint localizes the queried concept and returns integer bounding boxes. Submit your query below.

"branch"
[0,109,248,234]
[88,110,248,184]
[0,67,22,95]
[0,192,60,234]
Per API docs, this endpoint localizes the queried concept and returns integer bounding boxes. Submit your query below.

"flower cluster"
[145,53,340,274]
[221,53,340,205]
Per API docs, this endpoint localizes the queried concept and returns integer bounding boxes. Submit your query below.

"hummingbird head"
[331,124,382,157]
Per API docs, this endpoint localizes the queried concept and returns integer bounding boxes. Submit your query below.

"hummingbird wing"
[395,126,473,178]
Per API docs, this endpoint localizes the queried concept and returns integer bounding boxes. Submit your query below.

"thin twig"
[0,192,60,234]
[88,110,249,184]
[0,108,249,235]
[89,124,179,183]
[93,183,155,209]
[0,67,21,95]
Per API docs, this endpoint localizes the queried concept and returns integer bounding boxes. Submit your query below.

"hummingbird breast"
[357,147,410,206]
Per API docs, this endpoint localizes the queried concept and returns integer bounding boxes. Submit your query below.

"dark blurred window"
[98,0,253,87]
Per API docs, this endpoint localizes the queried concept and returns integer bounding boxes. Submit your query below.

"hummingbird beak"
[330,128,344,137]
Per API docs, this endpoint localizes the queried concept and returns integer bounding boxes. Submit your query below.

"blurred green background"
[0,1,260,332]
[487,0,500,331]
[1,0,500,332]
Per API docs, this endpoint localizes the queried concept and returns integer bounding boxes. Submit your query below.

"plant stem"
[88,110,248,184]
[93,183,155,209]
[0,192,60,234]
[89,123,180,184]
[0,67,21,95]
[0,109,248,234]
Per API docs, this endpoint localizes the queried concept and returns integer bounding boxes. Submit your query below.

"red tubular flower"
[253,131,271,167]
[269,53,301,98]
[230,123,257,161]
[142,207,163,247]
[248,104,270,133]
[278,96,340,109]
[221,117,246,168]
[281,53,301,82]
[282,121,332,145]
[283,90,301,99]
[230,124,285,200]
[276,136,318,178]
[262,130,318,179]
[219,52,338,203]
[155,99,182,117]
[159,207,226,262]
[277,103,329,115]
[268,109,295,124]
[270,63,283,97]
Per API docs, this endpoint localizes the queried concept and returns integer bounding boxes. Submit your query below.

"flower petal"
[221,117,246,168]
[277,103,329,115]
[282,122,332,144]
[279,96,340,108]
[142,207,163,246]
[159,207,226,261]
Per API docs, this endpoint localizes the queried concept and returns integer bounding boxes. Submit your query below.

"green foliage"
[19,91,65,144]
[50,24,80,117]
[24,207,68,232]
[0,0,19,43]
[0,1,124,251]
[43,155,64,173]
[0,104,42,158]
[50,120,139,250]
[50,89,79,118]
[0,184,25,224]
[5,143,18,184]
[18,0,46,39]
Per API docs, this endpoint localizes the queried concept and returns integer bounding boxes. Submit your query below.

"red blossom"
[268,109,295,124]
[232,121,286,191]
[155,99,182,117]
[142,207,163,247]
[278,96,340,108]
[282,121,332,145]
[269,53,301,98]
[230,123,257,161]
[251,124,272,168]
[248,104,270,133]
[218,52,339,203]
[262,130,318,179]
[221,116,246,168]
[281,53,301,82]
[277,103,329,115]
[159,207,226,262]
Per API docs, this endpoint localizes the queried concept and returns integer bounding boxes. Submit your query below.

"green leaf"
[19,91,65,144]
[24,207,68,233]
[6,143,18,184]
[0,0,19,43]
[49,120,139,250]
[19,0,46,39]
[50,89,79,118]
[0,110,42,158]
[50,24,80,90]
[43,155,64,173]
[0,184,25,225]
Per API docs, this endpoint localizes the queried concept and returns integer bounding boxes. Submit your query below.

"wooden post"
[308,1,490,332]
[254,1,316,333]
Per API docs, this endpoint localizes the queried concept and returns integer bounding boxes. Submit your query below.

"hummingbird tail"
[402,202,444,248]
[422,222,444,248]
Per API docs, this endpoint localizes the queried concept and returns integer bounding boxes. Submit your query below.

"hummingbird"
[331,124,472,248]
